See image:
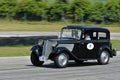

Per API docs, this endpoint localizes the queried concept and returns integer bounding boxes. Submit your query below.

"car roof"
[62,26,109,32]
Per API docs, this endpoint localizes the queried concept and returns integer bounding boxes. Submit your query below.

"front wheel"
[30,52,44,66]
[54,52,69,68]
[97,50,110,65]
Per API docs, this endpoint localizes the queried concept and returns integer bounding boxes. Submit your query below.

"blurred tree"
[15,0,46,21]
[0,0,17,19]
[46,1,69,21]
[68,0,90,22]
[105,0,120,23]
[0,0,119,24]
[88,2,105,23]
[37,0,48,20]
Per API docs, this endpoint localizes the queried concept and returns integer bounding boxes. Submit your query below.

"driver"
[84,32,91,40]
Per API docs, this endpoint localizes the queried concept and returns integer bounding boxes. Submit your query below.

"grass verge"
[111,40,120,51]
[0,45,31,57]
[0,20,119,32]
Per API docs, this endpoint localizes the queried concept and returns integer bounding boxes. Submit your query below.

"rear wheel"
[97,50,110,65]
[30,52,44,66]
[54,52,69,68]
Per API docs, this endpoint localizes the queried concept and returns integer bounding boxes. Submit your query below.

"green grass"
[0,20,65,32]
[0,45,31,57]
[111,40,120,51]
[0,40,119,57]
[0,20,119,32]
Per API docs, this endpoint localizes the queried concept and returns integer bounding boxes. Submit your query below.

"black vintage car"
[30,26,116,68]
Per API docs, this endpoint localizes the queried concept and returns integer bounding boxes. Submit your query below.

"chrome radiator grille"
[39,40,52,61]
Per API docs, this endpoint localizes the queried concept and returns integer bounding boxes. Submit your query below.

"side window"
[98,32,107,40]
[93,32,97,39]
[93,32,97,37]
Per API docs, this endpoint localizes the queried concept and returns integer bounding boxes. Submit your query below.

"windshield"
[60,29,81,39]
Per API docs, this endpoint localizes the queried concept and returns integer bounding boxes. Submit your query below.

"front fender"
[31,44,41,51]
[51,47,79,60]
[49,47,73,60]
[31,44,42,56]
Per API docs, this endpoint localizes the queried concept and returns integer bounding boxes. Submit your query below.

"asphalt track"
[0,51,120,80]
[0,32,120,40]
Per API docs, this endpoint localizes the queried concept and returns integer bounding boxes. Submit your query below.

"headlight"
[38,39,43,45]
[52,41,57,46]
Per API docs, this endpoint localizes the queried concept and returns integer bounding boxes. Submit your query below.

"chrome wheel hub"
[101,51,109,63]
[58,53,67,66]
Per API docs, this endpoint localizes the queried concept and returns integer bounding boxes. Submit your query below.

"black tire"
[74,59,84,64]
[97,50,110,65]
[54,52,69,68]
[30,52,44,66]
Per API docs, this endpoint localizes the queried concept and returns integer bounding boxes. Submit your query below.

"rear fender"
[99,46,112,57]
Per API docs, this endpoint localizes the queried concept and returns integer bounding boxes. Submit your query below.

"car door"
[72,31,98,59]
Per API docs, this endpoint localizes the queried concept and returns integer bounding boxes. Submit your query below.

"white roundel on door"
[87,43,94,50]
